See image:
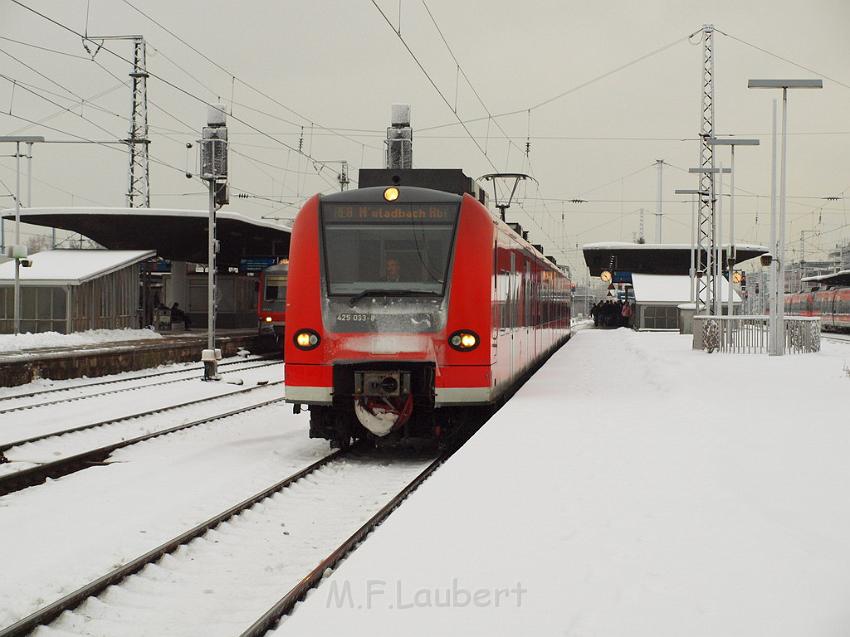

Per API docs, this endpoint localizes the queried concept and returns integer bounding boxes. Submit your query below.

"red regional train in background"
[786,288,850,330]
[284,173,572,448]
[257,261,288,340]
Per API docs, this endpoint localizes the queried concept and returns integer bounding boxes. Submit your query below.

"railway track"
[821,332,850,344]
[0,357,280,413]
[0,381,284,496]
[0,447,448,637]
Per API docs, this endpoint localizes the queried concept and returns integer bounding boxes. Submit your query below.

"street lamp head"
[688,167,732,174]
[748,79,823,89]
[0,136,45,143]
[707,138,760,146]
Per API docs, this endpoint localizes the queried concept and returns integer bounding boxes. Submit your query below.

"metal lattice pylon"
[696,25,716,314]
[126,37,150,207]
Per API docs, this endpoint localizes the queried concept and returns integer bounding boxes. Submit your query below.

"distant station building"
[582,241,766,331]
[1,207,291,332]
[631,273,741,331]
[0,250,154,334]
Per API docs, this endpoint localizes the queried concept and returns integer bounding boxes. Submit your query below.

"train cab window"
[262,275,287,311]
[321,202,459,297]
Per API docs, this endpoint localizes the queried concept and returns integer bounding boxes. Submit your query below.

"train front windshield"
[262,275,287,311]
[322,202,458,297]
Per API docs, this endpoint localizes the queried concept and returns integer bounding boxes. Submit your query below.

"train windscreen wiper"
[349,289,442,306]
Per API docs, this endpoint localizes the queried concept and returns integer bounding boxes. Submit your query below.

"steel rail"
[239,449,454,637]
[0,359,281,414]
[0,354,275,403]
[0,450,342,637]
[0,384,283,496]
[0,379,282,454]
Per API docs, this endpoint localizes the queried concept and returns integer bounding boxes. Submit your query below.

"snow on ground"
[0,363,283,450]
[0,397,326,629]
[0,328,162,353]
[281,329,850,637]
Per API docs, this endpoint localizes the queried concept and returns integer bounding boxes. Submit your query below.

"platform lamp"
[707,138,760,318]
[748,79,822,355]
[198,105,228,380]
[674,188,709,306]
[0,136,44,334]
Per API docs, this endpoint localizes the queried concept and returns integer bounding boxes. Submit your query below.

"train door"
[525,261,532,369]
[509,251,516,379]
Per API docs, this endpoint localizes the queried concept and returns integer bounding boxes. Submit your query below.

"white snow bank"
[0,328,162,353]
[281,330,850,637]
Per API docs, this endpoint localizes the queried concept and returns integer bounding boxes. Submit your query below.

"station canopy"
[0,207,291,268]
[582,242,768,276]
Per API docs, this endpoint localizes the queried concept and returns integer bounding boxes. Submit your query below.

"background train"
[257,261,288,339]
[785,288,850,330]
[283,177,572,448]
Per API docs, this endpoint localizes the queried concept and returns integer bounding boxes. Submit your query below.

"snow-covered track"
[0,450,342,637]
[242,450,451,637]
[0,358,280,414]
[0,383,283,497]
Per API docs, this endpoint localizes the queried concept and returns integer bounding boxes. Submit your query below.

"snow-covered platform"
[0,328,274,387]
[283,329,850,637]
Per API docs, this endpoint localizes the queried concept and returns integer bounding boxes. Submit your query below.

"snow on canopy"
[0,249,154,286]
[631,273,741,304]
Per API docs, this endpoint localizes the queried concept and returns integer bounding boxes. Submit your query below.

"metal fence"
[693,315,821,354]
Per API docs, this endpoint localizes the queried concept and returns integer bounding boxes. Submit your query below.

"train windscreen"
[262,275,287,311]
[321,202,458,297]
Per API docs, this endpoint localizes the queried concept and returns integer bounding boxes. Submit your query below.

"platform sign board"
[612,271,633,284]
[239,256,278,273]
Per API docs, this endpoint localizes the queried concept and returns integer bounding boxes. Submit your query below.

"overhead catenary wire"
[8,0,344,193]
[416,31,697,134]
[115,0,373,153]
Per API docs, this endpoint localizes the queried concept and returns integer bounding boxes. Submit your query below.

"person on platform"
[170,302,192,329]
[621,300,633,327]
[590,301,601,327]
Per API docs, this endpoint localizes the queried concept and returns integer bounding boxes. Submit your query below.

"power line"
[0,35,90,60]
[116,0,371,152]
[370,0,497,172]
[716,28,850,92]
[416,31,697,134]
[8,0,338,189]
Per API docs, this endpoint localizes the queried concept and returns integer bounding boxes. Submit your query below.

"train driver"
[384,257,402,282]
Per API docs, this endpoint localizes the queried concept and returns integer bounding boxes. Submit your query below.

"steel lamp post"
[0,136,44,334]
[748,79,822,355]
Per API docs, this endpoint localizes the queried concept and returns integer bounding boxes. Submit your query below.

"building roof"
[801,270,850,287]
[0,249,155,286]
[582,242,768,276]
[631,273,741,304]
[0,207,291,266]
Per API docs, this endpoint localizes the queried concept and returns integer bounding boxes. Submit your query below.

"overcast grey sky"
[1,0,848,277]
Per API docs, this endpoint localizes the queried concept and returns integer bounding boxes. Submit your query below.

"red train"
[284,184,572,447]
[257,261,288,339]
[786,288,850,330]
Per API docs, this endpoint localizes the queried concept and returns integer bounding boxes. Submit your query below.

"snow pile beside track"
[0,328,163,353]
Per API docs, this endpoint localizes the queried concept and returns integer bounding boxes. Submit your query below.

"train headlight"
[383,186,400,202]
[449,330,479,351]
[294,329,320,350]
[264,316,273,323]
